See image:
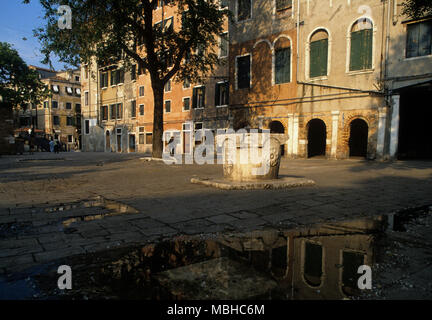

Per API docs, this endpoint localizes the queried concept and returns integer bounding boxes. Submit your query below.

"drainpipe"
[384,0,391,84]
[296,0,300,85]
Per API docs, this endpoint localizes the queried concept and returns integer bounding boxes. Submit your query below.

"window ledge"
[216,105,228,108]
[182,109,191,112]
[236,18,253,24]
[404,55,432,61]
[308,76,329,82]
[347,69,374,76]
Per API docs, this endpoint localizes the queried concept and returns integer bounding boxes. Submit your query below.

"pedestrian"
[49,138,55,153]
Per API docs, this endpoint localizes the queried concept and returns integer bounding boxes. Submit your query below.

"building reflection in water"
[150,216,386,300]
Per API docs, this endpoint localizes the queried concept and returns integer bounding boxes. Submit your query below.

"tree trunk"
[152,82,164,159]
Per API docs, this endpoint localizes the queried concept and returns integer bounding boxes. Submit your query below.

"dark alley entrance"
[307,119,326,158]
[349,119,368,158]
[398,83,432,160]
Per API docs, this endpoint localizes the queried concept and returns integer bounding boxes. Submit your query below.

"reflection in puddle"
[50,197,139,228]
[57,215,386,300]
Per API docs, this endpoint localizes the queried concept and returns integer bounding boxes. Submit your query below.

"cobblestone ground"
[0,152,431,275]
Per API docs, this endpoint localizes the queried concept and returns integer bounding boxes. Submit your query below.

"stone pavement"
[0,152,431,274]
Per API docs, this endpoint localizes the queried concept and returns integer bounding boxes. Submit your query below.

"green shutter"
[310,39,328,78]
[350,29,372,71]
[363,29,373,70]
[192,88,197,109]
[275,47,291,84]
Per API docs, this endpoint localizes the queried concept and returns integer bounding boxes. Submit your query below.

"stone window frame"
[305,27,332,81]
[272,35,293,85]
[182,96,191,112]
[345,17,377,75]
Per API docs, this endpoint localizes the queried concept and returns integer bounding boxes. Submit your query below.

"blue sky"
[0,0,67,70]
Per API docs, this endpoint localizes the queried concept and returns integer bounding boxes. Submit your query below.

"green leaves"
[402,0,432,19]
[28,0,228,86]
[0,42,49,107]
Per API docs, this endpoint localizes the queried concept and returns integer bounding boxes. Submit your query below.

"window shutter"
[275,47,291,84]
[310,39,327,78]
[406,24,420,58]
[419,22,432,57]
[215,83,221,106]
[351,30,372,71]
[192,88,197,109]
[350,31,362,71]
[362,29,373,70]
[201,87,206,108]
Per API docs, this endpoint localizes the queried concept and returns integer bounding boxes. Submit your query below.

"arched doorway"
[269,121,285,134]
[269,120,285,156]
[349,119,368,158]
[105,131,110,152]
[307,119,326,158]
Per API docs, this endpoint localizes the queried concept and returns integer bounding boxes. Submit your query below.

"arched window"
[349,19,373,71]
[274,37,291,84]
[310,30,329,78]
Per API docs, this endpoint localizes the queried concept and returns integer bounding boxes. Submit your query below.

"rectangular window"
[100,72,109,88]
[406,21,432,58]
[110,104,116,120]
[192,86,206,109]
[183,77,191,89]
[238,0,251,21]
[131,100,136,118]
[139,133,145,144]
[275,47,291,84]
[116,103,123,119]
[220,32,229,58]
[146,133,153,145]
[139,104,145,116]
[131,65,137,81]
[66,102,72,109]
[68,135,73,143]
[183,97,191,111]
[237,55,251,89]
[101,105,108,121]
[164,80,172,92]
[66,87,73,95]
[66,116,74,126]
[350,30,372,71]
[52,85,59,93]
[110,69,124,85]
[139,86,145,97]
[52,101,58,108]
[165,100,171,113]
[85,120,90,134]
[276,0,292,11]
[44,101,48,108]
[76,104,81,113]
[53,116,60,126]
[215,82,229,106]
[85,92,89,106]
[310,39,328,77]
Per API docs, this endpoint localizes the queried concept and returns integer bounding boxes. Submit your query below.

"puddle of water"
[4,205,430,300]
[28,214,390,300]
[2,197,139,238]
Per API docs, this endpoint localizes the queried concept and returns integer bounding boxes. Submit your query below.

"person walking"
[49,137,55,153]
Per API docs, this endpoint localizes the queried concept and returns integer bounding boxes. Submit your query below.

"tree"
[0,42,48,108]
[27,0,229,158]
[402,0,432,19]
